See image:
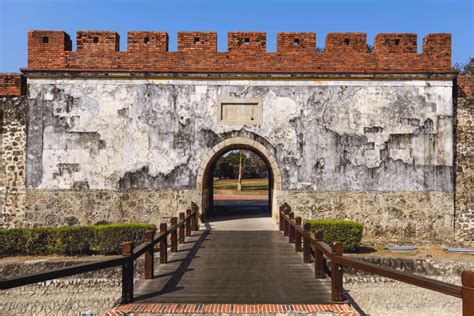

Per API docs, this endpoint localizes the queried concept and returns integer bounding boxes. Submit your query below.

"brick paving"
[107,303,357,315]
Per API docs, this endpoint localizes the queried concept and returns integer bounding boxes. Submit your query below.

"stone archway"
[196,137,282,222]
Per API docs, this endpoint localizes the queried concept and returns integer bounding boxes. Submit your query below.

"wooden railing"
[0,203,200,304]
[278,203,474,316]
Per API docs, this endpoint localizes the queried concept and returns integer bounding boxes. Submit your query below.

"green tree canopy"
[214,150,268,179]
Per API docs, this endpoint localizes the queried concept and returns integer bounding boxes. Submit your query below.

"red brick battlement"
[0,74,26,96]
[24,30,452,73]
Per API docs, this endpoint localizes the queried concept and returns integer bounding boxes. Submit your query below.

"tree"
[213,150,268,180]
[453,57,473,75]
[237,150,243,191]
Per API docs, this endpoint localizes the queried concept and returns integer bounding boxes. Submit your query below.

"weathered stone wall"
[0,95,27,228]
[455,75,474,241]
[26,79,453,192]
[16,78,457,241]
[22,189,198,228]
[274,190,453,243]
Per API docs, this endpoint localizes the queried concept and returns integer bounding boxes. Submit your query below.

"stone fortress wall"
[0,30,472,244]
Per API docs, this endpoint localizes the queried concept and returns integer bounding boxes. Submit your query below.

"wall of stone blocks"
[1,70,472,243]
[274,190,453,243]
[455,75,474,241]
[22,189,198,228]
[0,96,27,229]
[17,78,456,242]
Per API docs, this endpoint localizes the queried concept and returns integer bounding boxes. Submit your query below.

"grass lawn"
[213,178,269,195]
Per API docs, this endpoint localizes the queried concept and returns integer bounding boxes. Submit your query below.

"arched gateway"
[1,29,471,243]
[196,137,282,221]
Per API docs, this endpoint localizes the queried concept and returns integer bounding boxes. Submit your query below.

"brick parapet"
[24,30,452,73]
[0,74,26,96]
[457,75,474,99]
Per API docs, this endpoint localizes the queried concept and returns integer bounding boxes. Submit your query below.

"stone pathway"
[206,200,277,231]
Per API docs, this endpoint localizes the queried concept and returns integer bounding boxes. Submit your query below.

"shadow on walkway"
[206,199,276,230]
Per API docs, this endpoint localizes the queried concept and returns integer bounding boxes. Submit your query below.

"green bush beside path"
[0,223,156,256]
[305,219,363,252]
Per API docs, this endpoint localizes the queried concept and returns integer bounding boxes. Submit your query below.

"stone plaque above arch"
[217,98,263,125]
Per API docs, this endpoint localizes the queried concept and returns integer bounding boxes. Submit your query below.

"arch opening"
[197,138,282,225]
[210,149,270,222]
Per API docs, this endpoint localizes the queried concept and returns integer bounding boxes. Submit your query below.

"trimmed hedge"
[0,223,156,256]
[305,219,363,252]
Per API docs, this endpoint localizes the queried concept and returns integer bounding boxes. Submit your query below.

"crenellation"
[76,31,120,52]
[374,33,417,54]
[28,31,71,69]
[227,32,267,53]
[127,31,169,52]
[422,33,451,67]
[24,30,453,73]
[178,32,217,52]
[277,32,316,53]
[325,32,367,53]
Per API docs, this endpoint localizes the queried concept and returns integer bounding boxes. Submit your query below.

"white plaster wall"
[27,79,453,192]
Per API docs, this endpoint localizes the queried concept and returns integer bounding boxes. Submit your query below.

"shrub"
[305,219,363,252]
[0,228,29,255]
[92,223,156,255]
[52,226,94,255]
[23,228,56,255]
[0,223,156,256]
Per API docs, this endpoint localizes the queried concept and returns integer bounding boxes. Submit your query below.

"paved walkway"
[214,194,268,201]
[132,229,335,304]
[108,203,355,315]
[206,200,277,231]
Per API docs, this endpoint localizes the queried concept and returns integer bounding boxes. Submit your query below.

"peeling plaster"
[27,79,453,192]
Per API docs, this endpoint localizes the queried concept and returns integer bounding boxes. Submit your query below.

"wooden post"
[179,212,185,244]
[159,223,167,264]
[303,223,311,263]
[144,230,155,279]
[331,241,344,302]
[191,202,199,231]
[279,205,284,231]
[314,230,324,279]
[283,209,290,237]
[121,241,134,303]
[289,212,295,243]
[462,271,474,316]
[186,209,192,237]
[170,217,178,252]
[295,217,302,252]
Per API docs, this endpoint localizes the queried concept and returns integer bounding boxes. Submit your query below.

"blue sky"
[0,0,472,72]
